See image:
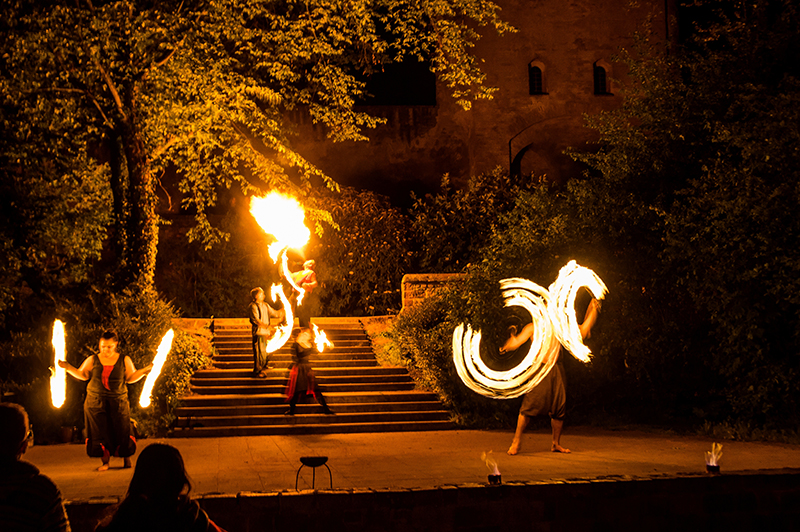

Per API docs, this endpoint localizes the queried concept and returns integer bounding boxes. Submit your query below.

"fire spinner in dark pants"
[285,327,333,415]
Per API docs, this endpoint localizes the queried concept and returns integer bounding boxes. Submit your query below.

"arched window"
[529,66,543,94]
[593,61,611,95]
[528,60,547,95]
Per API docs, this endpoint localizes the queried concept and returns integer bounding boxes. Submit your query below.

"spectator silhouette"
[95,443,225,532]
[0,402,71,532]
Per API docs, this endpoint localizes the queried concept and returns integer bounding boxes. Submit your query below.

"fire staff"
[59,330,152,471]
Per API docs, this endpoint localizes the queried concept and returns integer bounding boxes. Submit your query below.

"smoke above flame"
[139,329,175,408]
[453,261,607,399]
[481,451,500,475]
[50,320,67,408]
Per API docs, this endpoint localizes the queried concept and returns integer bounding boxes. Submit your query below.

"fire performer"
[58,330,152,471]
[291,259,318,328]
[504,297,601,455]
[248,287,284,378]
[285,327,333,416]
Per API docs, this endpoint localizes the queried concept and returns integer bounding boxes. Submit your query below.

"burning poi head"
[50,319,67,408]
[139,329,175,408]
[453,261,607,399]
[249,192,310,261]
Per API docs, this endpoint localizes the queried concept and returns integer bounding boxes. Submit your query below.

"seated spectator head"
[0,402,31,461]
[127,443,192,502]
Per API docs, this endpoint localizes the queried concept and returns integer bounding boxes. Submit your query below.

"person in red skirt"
[284,327,333,416]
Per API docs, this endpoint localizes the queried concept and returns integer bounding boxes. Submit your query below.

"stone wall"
[401,273,467,312]
[66,470,800,532]
[287,0,677,198]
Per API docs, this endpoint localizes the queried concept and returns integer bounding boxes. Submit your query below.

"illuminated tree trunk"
[119,86,158,290]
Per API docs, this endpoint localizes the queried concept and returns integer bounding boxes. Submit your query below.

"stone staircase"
[172,317,453,436]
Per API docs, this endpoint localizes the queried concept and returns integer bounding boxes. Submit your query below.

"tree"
[566,0,800,429]
[0,0,513,322]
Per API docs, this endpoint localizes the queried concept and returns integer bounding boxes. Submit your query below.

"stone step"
[190,381,416,395]
[175,401,446,418]
[178,391,442,407]
[213,344,374,354]
[171,419,454,437]
[211,351,378,361]
[210,360,379,370]
[194,367,408,378]
[190,374,413,387]
[174,410,450,428]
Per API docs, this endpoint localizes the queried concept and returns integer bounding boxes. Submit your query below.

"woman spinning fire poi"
[58,330,152,471]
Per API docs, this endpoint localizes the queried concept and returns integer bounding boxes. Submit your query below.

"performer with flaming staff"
[248,287,284,378]
[505,295,601,455]
[285,327,334,416]
[58,330,152,471]
[291,259,318,328]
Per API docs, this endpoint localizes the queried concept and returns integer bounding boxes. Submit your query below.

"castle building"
[289,0,676,201]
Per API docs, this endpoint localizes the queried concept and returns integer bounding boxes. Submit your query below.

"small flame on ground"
[249,192,310,261]
[705,442,723,466]
[50,320,67,408]
[139,329,175,408]
[481,451,500,475]
[312,324,334,352]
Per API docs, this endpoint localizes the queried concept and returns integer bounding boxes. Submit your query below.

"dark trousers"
[84,392,136,458]
[252,333,269,373]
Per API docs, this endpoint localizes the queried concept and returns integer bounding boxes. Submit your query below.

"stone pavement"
[24,426,800,501]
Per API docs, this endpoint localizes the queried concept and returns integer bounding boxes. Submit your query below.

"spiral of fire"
[452,261,607,399]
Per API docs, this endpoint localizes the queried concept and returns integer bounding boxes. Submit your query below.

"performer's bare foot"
[97,462,109,472]
[551,443,571,453]
[507,440,521,455]
[123,457,132,468]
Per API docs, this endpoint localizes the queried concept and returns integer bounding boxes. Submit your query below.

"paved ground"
[25,426,800,501]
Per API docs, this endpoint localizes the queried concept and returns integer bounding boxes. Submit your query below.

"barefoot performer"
[59,330,152,471]
[505,298,601,455]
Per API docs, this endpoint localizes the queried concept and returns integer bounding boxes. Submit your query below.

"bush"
[134,327,212,436]
[384,288,519,429]
[307,187,411,316]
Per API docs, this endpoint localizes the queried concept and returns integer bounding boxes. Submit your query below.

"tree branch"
[30,87,114,127]
[90,53,127,121]
[151,131,195,160]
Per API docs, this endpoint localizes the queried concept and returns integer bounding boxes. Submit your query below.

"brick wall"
[66,470,800,532]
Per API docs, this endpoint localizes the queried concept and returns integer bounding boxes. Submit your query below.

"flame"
[249,192,312,353]
[453,261,607,399]
[705,442,723,466]
[249,192,310,260]
[139,329,175,408]
[548,260,608,363]
[265,283,294,353]
[312,324,334,352]
[481,451,500,476]
[50,320,67,408]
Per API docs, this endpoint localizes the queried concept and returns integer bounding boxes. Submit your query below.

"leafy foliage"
[383,289,518,428]
[308,187,411,316]
[0,0,513,323]
[409,168,543,273]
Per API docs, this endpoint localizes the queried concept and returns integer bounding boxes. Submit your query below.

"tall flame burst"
[249,193,310,262]
[249,192,317,353]
[50,320,67,408]
[453,261,607,399]
[139,329,175,408]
